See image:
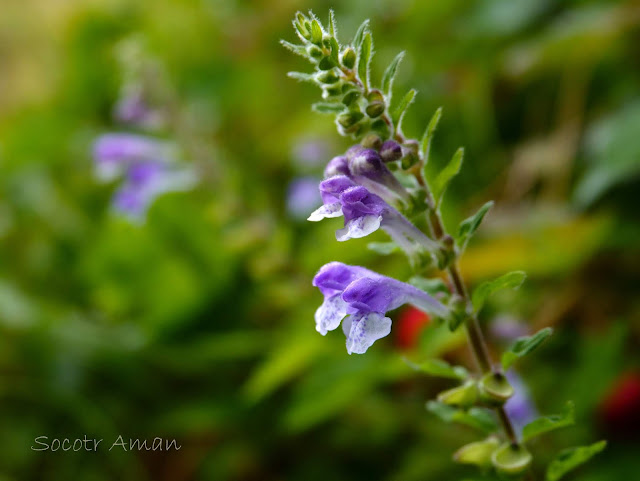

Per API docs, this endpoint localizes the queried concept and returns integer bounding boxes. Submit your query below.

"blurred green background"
[1,0,639,479]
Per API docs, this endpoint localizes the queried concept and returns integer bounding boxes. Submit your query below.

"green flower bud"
[341,47,356,69]
[341,90,361,106]
[400,151,418,169]
[337,111,364,129]
[454,436,500,469]
[361,133,382,150]
[366,89,384,103]
[318,56,335,71]
[366,101,386,118]
[322,83,344,99]
[316,70,340,84]
[491,443,532,476]
[294,13,311,40]
[479,372,514,405]
[306,44,323,59]
[437,381,478,408]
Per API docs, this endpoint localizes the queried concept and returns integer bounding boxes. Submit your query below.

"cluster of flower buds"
[284,12,398,139]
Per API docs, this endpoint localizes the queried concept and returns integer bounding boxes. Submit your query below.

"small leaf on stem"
[546,441,607,481]
[420,106,442,164]
[522,401,575,442]
[472,270,526,312]
[432,147,464,205]
[501,327,553,370]
[381,51,405,101]
[456,200,494,251]
[391,88,416,133]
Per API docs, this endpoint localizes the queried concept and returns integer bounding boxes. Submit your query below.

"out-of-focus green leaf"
[546,441,607,481]
[522,401,574,442]
[420,107,442,164]
[426,401,498,433]
[367,241,400,255]
[472,271,526,312]
[404,357,468,380]
[501,327,553,370]
[408,275,449,297]
[431,147,464,205]
[456,201,494,251]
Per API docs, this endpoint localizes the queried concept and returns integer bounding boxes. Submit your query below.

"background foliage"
[0,0,639,479]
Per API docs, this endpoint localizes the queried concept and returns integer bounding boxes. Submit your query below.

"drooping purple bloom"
[347,148,411,205]
[313,262,448,354]
[286,177,322,220]
[308,176,438,260]
[504,370,538,438]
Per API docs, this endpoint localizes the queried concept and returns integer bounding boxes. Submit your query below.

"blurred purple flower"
[312,262,447,354]
[504,370,538,438]
[92,134,194,221]
[114,89,163,129]
[286,177,322,220]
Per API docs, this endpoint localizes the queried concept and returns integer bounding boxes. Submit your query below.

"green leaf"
[501,327,553,370]
[328,9,337,38]
[367,241,400,255]
[391,88,416,132]
[287,71,316,83]
[404,357,468,380]
[456,201,494,251]
[279,40,307,58]
[408,276,450,297]
[352,19,369,51]
[329,37,340,66]
[357,32,372,91]
[420,107,442,164]
[522,401,575,442]
[431,147,464,205]
[472,271,527,312]
[546,441,607,481]
[426,401,498,433]
[381,51,405,100]
[311,102,345,114]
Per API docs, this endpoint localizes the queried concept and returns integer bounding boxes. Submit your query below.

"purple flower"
[348,148,410,205]
[308,176,438,260]
[286,177,322,220]
[92,134,169,181]
[92,134,194,221]
[380,140,403,163]
[112,161,195,221]
[313,262,448,354]
[504,370,538,438]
